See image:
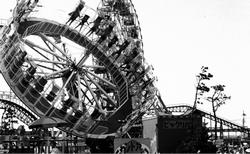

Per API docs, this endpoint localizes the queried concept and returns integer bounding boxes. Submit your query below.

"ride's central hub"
[71,63,78,71]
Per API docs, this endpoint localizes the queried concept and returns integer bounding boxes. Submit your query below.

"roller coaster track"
[0,91,37,126]
[165,104,250,134]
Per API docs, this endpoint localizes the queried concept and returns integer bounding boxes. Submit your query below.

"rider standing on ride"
[66,0,85,26]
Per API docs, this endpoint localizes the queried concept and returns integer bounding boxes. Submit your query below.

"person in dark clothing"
[97,24,115,44]
[113,0,127,12]
[111,40,130,61]
[86,16,104,36]
[26,0,31,7]
[130,27,138,38]
[123,47,139,65]
[75,14,90,31]
[126,61,142,78]
[107,35,118,48]
[66,1,85,26]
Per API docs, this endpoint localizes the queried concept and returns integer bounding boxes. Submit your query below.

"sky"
[0,0,250,127]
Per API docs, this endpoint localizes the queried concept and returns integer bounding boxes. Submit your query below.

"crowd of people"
[217,142,250,154]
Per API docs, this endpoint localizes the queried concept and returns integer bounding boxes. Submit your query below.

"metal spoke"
[84,69,116,89]
[24,40,63,69]
[77,73,83,111]
[41,38,62,62]
[76,50,91,67]
[36,64,57,72]
[81,88,94,106]
[39,34,73,63]
[79,81,96,105]
[82,65,106,69]
[29,58,68,66]
[25,41,50,60]
[46,71,76,116]
[24,39,68,62]
[44,67,70,80]
[84,72,117,107]
[82,75,104,114]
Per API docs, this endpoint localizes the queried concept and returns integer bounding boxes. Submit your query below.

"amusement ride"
[0,0,167,138]
[0,1,249,153]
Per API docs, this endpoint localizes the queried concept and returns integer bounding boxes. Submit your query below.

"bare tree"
[193,66,213,109]
[193,67,230,140]
[206,85,231,140]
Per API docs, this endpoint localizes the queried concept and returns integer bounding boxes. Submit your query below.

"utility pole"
[243,111,246,128]
[242,111,246,138]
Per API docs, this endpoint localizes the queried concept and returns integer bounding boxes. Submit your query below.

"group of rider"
[65,1,155,104]
[66,0,114,38]
[13,0,40,23]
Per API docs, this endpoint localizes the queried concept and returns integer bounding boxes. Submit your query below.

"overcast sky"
[0,0,250,126]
